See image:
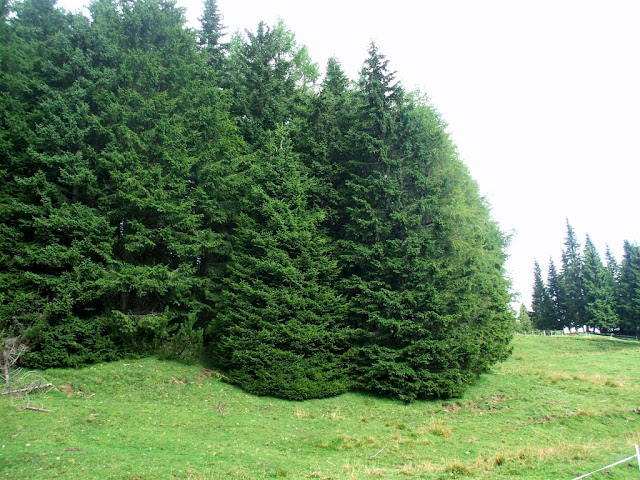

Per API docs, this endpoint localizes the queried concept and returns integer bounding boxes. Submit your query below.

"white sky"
[57,0,640,308]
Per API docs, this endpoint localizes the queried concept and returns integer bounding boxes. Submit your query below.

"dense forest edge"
[524,219,640,338]
[0,0,514,401]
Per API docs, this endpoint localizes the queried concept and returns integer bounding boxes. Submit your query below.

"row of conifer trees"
[531,221,640,336]
[0,0,514,401]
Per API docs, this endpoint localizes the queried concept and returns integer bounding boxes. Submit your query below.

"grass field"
[2,334,640,479]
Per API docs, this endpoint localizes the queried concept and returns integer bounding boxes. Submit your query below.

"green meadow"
[2,334,639,479]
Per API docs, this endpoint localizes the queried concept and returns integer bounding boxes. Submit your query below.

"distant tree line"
[0,0,514,401]
[531,220,640,337]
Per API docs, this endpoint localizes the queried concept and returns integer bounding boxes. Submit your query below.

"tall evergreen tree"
[617,241,640,337]
[531,260,546,328]
[605,245,620,281]
[531,260,556,330]
[91,0,242,354]
[546,259,564,328]
[333,45,513,401]
[1,0,241,366]
[198,0,226,69]
[304,57,355,221]
[558,219,585,328]
[0,0,37,335]
[1,0,122,366]
[224,20,318,146]
[582,235,619,332]
[208,130,351,400]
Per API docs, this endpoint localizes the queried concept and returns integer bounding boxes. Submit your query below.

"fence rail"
[517,330,640,342]
[569,445,640,479]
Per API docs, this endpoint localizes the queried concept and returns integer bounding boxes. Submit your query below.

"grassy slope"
[1,335,640,479]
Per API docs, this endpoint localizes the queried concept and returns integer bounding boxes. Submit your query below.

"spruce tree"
[1,0,121,366]
[605,245,620,280]
[2,0,241,366]
[199,0,226,69]
[582,235,619,332]
[558,220,585,328]
[90,0,241,356]
[618,241,640,337]
[333,44,513,401]
[208,130,351,400]
[531,260,557,330]
[304,57,355,222]
[516,304,532,333]
[546,259,564,328]
[224,20,318,147]
[0,0,37,335]
[531,261,546,329]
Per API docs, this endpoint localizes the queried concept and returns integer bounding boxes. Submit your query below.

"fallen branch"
[24,406,51,413]
[0,383,54,396]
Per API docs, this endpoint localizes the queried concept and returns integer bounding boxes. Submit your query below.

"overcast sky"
[57,0,640,308]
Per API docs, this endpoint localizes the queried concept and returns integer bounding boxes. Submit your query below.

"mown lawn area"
[2,334,640,479]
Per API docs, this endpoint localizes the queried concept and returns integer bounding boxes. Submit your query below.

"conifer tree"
[208,130,351,400]
[90,0,241,354]
[531,260,557,330]
[1,0,121,366]
[224,20,318,146]
[516,304,532,333]
[546,259,564,328]
[199,0,226,69]
[617,241,640,337]
[559,220,585,328]
[582,235,619,332]
[1,0,241,366]
[605,245,620,281]
[304,57,355,221]
[531,261,546,328]
[333,44,513,401]
[0,0,37,335]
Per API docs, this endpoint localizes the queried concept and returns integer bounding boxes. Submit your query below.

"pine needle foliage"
[208,130,353,400]
[0,1,514,400]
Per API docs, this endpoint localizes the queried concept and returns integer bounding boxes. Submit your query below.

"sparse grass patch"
[295,408,312,419]
[2,336,640,479]
[427,419,453,437]
[397,460,439,476]
[445,461,475,476]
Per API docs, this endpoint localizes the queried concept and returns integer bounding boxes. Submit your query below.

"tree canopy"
[0,0,514,401]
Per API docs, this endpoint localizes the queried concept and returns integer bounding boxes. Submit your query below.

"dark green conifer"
[333,45,513,401]
[199,0,226,69]
[558,220,585,328]
[304,57,355,218]
[3,0,240,366]
[546,259,564,328]
[531,260,547,329]
[1,0,120,366]
[224,20,318,146]
[617,241,640,337]
[582,236,619,332]
[209,130,351,400]
[0,2,516,398]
